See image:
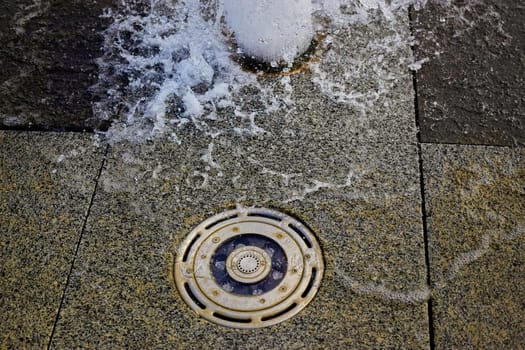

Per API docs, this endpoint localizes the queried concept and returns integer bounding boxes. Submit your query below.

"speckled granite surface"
[422,144,525,348]
[37,7,435,347]
[0,131,105,348]
[0,5,434,348]
[1,0,524,348]
[49,138,429,349]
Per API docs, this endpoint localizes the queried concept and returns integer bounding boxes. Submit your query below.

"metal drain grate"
[174,208,324,328]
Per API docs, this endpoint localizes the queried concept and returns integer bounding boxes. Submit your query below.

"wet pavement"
[1,1,524,349]
[0,0,117,131]
[423,144,524,348]
[413,1,525,146]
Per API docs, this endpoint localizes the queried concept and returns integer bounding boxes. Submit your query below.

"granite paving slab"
[0,131,105,348]
[412,1,525,146]
[422,144,525,348]
[49,134,430,348]
[0,0,118,131]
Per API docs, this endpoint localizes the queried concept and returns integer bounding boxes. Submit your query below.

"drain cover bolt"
[212,237,220,243]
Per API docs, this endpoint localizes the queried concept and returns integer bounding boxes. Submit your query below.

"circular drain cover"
[174,208,324,328]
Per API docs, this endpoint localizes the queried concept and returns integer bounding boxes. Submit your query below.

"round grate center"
[226,246,272,284]
[238,254,260,274]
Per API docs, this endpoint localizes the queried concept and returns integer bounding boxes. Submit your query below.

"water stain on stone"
[424,146,525,348]
[430,163,525,278]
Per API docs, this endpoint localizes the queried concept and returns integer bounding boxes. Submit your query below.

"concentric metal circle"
[174,208,324,328]
[226,246,271,284]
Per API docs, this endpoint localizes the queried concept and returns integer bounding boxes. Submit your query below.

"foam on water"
[93,0,255,143]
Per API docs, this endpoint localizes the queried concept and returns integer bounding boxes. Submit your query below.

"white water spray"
[222,0,314,65]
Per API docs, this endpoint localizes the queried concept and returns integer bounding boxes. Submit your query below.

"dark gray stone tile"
[413,1,525,146]
[0,131,105,348]
[0,0,118,131]
[423,144,525,348]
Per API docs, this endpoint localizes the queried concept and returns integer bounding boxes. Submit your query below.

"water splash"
[93,0,255,143]
[223,0,314,65]
[92,0,499,143]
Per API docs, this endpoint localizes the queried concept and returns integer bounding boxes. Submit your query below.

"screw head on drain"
[174,208,324,329]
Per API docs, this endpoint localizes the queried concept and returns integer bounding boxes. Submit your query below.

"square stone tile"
[413,1,525,146]
[0,131,105,348]
[37,4,428,348]
[50,134,429,348]
[423,144,525,348]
